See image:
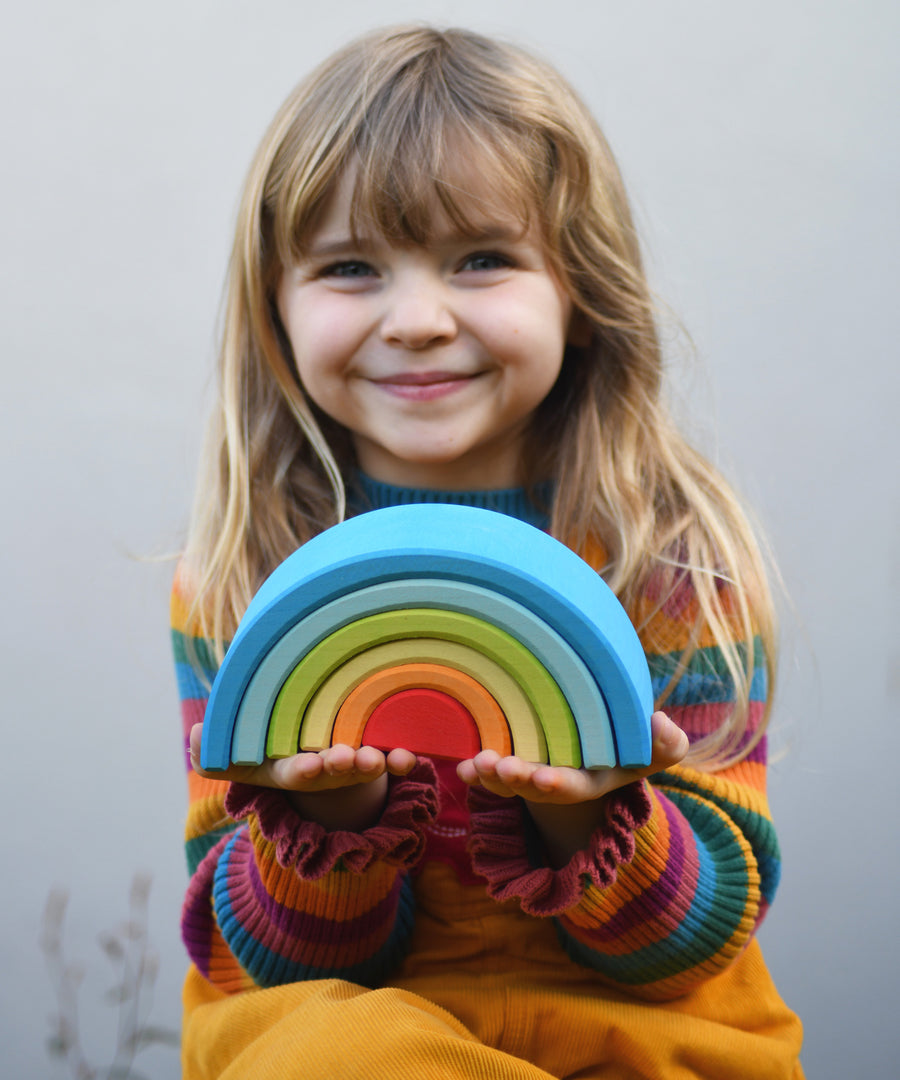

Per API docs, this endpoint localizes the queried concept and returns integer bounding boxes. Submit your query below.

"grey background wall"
[2,2,896,1077]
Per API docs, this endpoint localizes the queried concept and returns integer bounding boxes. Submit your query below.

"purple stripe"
[224,831,402,944]
[181,834,233,974]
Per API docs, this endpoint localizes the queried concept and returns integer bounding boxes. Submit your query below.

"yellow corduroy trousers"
[182,864,804,1079]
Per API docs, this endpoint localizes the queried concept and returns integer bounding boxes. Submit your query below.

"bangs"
[271,34,560,265]
[346,116,546,246]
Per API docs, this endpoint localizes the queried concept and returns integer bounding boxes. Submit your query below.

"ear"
[566,309,593,348]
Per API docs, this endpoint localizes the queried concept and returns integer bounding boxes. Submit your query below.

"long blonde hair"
[184,24,776,770]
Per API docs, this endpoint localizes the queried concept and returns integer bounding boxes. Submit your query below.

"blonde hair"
[184,24,776,770]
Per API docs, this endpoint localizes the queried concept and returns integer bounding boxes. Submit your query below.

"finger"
[188,723,269,785]
[470,749,503,777]
[188,725,390,791]
[493,755,539,789]
[461,713,691,805]
[353,745,388,775]
[312,745,395,787]
[567,712,688,797]
[518,763,614,802]
[188,723,204,771]
[456,758,479,785]
[459,751,586,800]
[269,751,326,786]
[321,744,360,775]
[481,752,613,801]
[527,764,575,795]
[648,711,689,768]
[461,752,536,799]
[385,747,417,775]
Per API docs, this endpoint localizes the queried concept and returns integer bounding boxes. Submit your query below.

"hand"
[456,711,688,805]
[189,723,417,792]
[188,723,418,830]
[457,711,688,866]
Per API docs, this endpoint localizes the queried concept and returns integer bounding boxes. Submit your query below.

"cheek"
[490,284,571,355]
[283,306,353,387]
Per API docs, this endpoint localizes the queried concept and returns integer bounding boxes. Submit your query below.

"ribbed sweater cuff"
[224,760,439,879]
[466,781,653,916]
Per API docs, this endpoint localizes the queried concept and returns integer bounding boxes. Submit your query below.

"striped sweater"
[177,480,779,1002]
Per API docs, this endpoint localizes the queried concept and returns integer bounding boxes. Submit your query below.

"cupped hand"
[188,722,418,794]
[456,711,688,805]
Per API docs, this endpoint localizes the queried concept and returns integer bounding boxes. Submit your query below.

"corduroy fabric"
[182,864,804,1079]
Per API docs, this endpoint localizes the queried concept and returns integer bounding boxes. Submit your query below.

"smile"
[371,371,481,402]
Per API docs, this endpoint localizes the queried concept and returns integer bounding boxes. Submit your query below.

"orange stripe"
[204,936,257,994]
[661,763,772,819]
[631,586,755,654]
[250,826,399,918]
[187,769,230,803]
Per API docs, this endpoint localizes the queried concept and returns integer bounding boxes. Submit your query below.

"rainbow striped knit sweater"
[177,479,779,1003]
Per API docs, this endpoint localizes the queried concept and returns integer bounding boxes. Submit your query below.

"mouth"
[371,370,480,401]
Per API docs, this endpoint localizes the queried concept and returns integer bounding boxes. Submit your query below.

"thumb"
[648,711,689,769]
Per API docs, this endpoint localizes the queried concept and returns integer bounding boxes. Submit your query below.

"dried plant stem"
[41,875,178,1080]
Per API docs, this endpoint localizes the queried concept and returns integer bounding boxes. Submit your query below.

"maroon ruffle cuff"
[224,760,440,880]
[466,780,653,916]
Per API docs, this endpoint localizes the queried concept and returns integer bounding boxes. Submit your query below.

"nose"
[380,277,457,350]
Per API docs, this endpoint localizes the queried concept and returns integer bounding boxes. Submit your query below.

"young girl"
[174,25,804,1080]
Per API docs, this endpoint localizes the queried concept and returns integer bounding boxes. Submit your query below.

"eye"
[459,251,513,273]
[321,259,377,279]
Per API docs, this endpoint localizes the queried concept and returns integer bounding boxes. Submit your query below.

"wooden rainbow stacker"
[200,504,653,771]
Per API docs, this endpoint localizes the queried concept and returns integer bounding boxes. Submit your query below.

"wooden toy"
[303,637,546,763]
[230,578,607,765]
[270,608,580,766]
[238,636,547,765]
[201,504,654,771]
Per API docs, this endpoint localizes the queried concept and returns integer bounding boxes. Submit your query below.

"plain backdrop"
[2,2,897,1077]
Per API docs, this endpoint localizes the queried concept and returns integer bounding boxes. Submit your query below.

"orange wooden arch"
[331,662,512,757]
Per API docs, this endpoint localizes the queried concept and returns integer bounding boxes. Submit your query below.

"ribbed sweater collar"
[350,473,551,530]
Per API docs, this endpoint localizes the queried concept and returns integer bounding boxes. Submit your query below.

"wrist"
[525,797,610,868]
[287,775,390,831]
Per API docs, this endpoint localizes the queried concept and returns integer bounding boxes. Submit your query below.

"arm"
[460,583,777,1001]
[172,571,439,993]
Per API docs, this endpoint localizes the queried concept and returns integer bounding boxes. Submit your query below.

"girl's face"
[276,172,575,490]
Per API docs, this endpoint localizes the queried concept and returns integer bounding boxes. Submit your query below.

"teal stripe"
[657,772,780,862]
[647,638,767,704]
[650,667,767,705]
[186,825,237,877]
[172,629,221,677]
[352,473,552,530]
[757,853,781,904]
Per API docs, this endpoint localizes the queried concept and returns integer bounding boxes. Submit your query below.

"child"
[173,25,804,1080]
